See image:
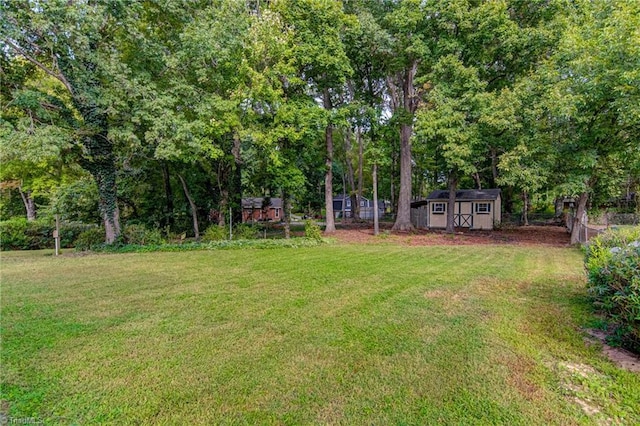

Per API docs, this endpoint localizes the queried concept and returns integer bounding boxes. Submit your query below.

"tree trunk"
[473,172,482,190]
[18,187,36,221]
[390,161,396,216]
[282,190,291,239]
[342,174,347,223]
[90,161,121,244]
[570,191,588,245]
[218,190,227,228]
[392,62,418,231]
[522,190,529,226]
[161,162,174,228]
[231,134,243,225]
[75,104,121,244]
[554,197,564,218]
[490,147,499,188]
[393,122,414,231]
[217,161,227,227]
[446,174,458,234]
[345,127,359,220]
[323,88,336,234]
[178,173,199,240]
[357,126,364,220]
[373,163,379,236]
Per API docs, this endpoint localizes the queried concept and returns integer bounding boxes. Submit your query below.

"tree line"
[1,0,638,244]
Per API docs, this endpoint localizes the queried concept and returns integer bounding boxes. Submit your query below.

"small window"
[275,208,280,218]
[475,203,491,214]
[431,203,446,214]
[360,200,365,207]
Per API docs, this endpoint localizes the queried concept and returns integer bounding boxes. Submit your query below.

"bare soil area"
[328,222,572,247]
[584,329,640,373]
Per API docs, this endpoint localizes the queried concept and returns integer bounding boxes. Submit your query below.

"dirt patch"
[556,361,613,423]
[584,329,640,373]
[505,356,544,402]
[328,223,571,247]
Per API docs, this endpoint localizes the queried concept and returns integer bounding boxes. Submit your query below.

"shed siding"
[416,189,501,230]
[471,204,493,230]
[428,202,447,228]
[425,199,500,230]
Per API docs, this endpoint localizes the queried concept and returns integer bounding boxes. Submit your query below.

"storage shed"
[411,189,502,230]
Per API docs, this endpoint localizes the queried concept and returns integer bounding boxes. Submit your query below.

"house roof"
[426,188,501,201]
[333,195,386,209]
[333,194,369,202]
[241,197,282,209]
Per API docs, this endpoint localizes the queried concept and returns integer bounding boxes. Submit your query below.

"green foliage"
[304,220,322,242]
[585,227,640,353]
[123,224,165,246]
[0,218,48,250]
[202,225,228,242]
[232,223,258,240]
[95,237,322,253]
[0,218,93,250]
[51,177,100,224]
[58,222,99,248]
[73,228,106,252]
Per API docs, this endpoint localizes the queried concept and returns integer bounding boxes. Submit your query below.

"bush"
[123,224,165,245]
[304,220,323,241]
[0,218,103,250]
[59,222,98,248]
[202,225,228,242]
[585,227,640,353]
[0,218,51,250]
[233,224,258,240]
[74,227,106,251]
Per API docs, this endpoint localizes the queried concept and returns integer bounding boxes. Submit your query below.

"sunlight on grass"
[2,245,639,424]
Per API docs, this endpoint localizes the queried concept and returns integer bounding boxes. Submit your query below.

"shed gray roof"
[426,188,501,201]
[242,197,282,209]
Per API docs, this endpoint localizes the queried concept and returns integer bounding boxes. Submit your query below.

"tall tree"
[0,62,77,221]
[544,0,640,243]
[381,0,433,231]
[271,0,354,234]
[1,0,142,241]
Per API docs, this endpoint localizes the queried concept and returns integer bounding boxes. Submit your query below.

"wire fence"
[593,212,640,226]
[566,213,607,244]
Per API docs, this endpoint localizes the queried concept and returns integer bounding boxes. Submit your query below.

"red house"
[242,197,283,223]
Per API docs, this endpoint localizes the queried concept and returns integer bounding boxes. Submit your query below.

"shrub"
[233,224,258,240]
[304,220,323,241]
[202,225,228,242]
[1,218,30,250]
[0,218,51,250]
[0,218,103,250]
[123,224,165,245]
[59,222,98,248]
[74,228,106,251]
[585,227,640,353]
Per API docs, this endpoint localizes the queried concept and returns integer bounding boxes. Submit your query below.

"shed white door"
[454,202,473,228]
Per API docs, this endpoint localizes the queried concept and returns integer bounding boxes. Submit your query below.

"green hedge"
[0,218,97,250]
[585,227,640,353]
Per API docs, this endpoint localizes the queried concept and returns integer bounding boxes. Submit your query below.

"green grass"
[1,245,639,424]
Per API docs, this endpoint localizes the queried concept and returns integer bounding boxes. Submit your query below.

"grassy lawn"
[1,244,639,424]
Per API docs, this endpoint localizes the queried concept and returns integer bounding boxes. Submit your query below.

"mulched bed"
[328,223,572,247]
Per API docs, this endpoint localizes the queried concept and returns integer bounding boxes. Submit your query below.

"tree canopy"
[1,0,637,241]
